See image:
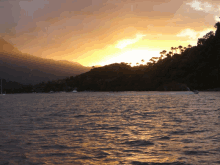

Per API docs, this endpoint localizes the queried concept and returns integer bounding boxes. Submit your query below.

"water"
[0,92,219,165]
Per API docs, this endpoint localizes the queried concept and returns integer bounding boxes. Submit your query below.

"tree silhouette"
[162,50,167,55]
[214,22,220,28]
[159,54,164,60]
[147,62,152,66]
[197,38,206,46]
[149,57,157,64]
[174,47,178,53]
[214,22,220,36]
[178,45,183,54]
[166,53,171,58]
[203,31,214,39]
[5,21,220,93]
[171,47,174,54]
[160,51,164,57]
[159,50,167,59]
[197,31,215,46]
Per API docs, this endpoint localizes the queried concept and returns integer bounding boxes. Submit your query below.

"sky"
[0,0,220,66]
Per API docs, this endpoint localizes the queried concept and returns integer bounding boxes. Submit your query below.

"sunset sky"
[1,0,219,66]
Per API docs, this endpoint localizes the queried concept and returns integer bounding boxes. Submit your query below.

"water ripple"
[0,92,219,164]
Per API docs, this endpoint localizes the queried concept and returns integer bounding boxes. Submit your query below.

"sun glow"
[115,34,146,49]
[99,49,160,66]
[76,32,194,67]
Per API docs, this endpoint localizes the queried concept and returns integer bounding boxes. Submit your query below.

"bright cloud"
[186,0,220,22]
[177,28,198,39]
[187,0,214,12]
[187,0,203,11]
[115,34,146,49]
[177,28,215,40]
[198,28,215,38]
[214,15,220,22]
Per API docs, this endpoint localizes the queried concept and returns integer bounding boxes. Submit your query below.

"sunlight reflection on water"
[0,92,219,165]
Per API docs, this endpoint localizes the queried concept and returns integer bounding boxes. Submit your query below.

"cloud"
[1,0,179,36]
[177,28,215,40]
[19,0,49,18]
[115,34,146,49]
[186,0,220,22]
[214,15,220,22]
[3,0,218,65]
[197,28,215,38]
[187,0,204,11]
[176,28,198,39]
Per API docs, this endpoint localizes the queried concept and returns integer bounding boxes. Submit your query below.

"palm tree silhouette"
[169,51,173,56]
[159,50,167,58]
[162,50,167,55]
[159,54,164,60]
[149,57,156,64]
[171,47,174,54]
[178,45,183,54]
[188,44,192,48]
[173,47,178,53]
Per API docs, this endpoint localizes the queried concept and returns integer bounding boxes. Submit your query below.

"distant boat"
[193,90,199,94]
[72,90,77,93]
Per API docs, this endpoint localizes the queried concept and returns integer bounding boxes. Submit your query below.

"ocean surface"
[0,91,219,165]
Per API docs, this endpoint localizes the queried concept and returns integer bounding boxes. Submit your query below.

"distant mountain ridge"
[0,38,91,84]
[0,38,21,54]
[58,22,219,92]
[1,22,220,93]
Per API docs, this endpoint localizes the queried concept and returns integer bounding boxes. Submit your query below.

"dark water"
[0,92,219,165]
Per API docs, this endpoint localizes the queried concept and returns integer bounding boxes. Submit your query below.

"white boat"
[72,90,77,93]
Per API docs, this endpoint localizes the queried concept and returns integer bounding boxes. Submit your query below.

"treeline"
[2,22,220,93]
[0,79,33,94]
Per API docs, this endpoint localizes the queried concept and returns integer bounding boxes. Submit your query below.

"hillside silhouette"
[1,22,220,93]
[0,38,91,85]
[63,22,220,92]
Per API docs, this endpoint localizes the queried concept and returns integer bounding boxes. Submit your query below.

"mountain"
[53,22,219,92]
[1,22,220,93]
[0,38,91,84]
[0,38,21,54]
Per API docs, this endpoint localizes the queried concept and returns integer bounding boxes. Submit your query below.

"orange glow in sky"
[0,0,219,67]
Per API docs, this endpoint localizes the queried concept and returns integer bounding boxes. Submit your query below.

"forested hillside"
[62,22,220,92]
[1,22,220,93]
